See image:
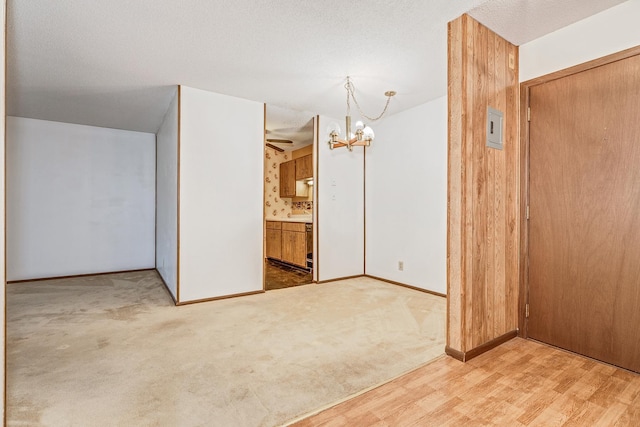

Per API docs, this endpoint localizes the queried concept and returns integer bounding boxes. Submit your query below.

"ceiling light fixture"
[327,76,396,151]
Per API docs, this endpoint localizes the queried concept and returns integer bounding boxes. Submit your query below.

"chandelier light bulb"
[355,121,364,131]
[363,126,375,140]
[327,122,341,137]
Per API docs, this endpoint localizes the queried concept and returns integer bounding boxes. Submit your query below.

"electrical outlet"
[398,261,404,271]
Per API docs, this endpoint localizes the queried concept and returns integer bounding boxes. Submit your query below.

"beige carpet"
[7,271,446,427]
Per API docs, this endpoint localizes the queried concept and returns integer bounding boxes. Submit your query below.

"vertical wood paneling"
[487,28,497,341]
[447,14,519,358]
[504,45,519,337]
[493,33,506,340]
[462,15,475,351]
[471,18,488,349]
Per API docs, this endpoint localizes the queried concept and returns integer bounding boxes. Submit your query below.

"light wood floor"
[291,338,640,426]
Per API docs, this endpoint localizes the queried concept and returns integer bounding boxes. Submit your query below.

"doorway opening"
[263,106,316,291]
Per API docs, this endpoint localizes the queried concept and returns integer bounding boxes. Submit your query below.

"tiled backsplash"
[292,201,313,214]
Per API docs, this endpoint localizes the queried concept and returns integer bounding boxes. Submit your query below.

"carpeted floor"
[7,271,446,427]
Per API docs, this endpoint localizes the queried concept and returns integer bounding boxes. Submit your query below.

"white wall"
[520,0,640,81]
[6,117,156,281]
[317,115,365,281]
[179,86,263,302]
[156,88,179,299]
[365,97,447,294]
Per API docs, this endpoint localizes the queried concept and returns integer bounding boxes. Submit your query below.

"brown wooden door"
[528,54,640,373]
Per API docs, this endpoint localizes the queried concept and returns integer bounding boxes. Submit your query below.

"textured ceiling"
[468,0,627,45]
[7,0,628,134]
[265,106,314,152]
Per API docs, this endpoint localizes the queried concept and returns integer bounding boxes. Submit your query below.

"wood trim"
[518,46,640,339]
[175,289,264,306]
[446,15,466,352]
[316,274,365,284]
[154,268,177,305]
[3,2,7,419]
[365,275,447,298]
[518,84,530,338]
[314,115,320,283]
[363,146,366,275]
[176,85,181,303]
[521,45,640,88]
[154,131,158,279]
[6,268,157,284]
[446,329,517,362]
[444,346,465,362]
[262,103,267,292]
[465,329,518,360]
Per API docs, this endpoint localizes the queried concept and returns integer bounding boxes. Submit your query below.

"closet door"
[528,53,640,373]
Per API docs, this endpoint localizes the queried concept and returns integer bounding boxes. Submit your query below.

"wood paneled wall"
[447,14,519,359]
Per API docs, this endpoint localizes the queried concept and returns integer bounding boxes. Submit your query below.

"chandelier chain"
[344,77,393,122]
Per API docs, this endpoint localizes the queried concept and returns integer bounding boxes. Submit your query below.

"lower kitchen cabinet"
[282,232,307,267]
[266,221,309,268]
[265,226,282,260]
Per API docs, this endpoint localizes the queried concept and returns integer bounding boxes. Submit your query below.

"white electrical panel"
[487,106,504,150]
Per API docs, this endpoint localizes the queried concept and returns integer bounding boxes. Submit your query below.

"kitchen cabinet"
[266,221,310,269]
[280,154,313,198]
[281,222,307,267]
[279,160,296,198]
[295,155,313,180]
[265,221,282,260]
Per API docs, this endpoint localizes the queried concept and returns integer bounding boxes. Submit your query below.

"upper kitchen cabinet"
[279,160,296,198]
[280,157,312,198]
[295,155,312,180]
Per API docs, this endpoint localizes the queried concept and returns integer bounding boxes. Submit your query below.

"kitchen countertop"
[267,216,312,223]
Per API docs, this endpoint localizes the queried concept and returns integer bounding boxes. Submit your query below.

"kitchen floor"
[265,259,312,290]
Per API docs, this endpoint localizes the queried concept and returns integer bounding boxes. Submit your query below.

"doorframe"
[262,109,318,291]
[518,44,640,338]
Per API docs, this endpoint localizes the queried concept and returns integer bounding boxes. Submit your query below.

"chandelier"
[327,76,396,151]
